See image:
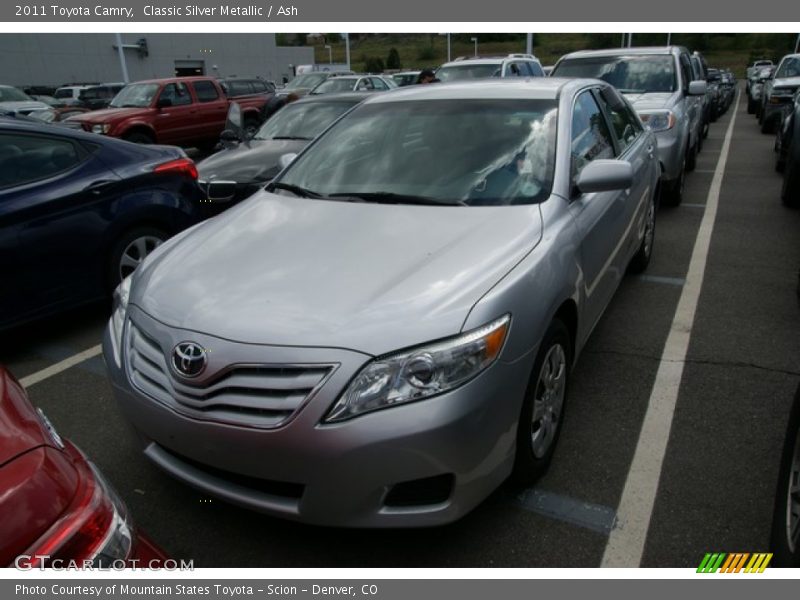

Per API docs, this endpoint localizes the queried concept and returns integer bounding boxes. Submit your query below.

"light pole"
[526,33,533,55]
[627,33,633,48]
[667,33,671,45]
[471,37,478,57]
[324,44,332,64]
[795,33,800,53]
[114,32,129,83]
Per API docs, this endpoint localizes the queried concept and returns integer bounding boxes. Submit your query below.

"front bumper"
[104,310,532,527]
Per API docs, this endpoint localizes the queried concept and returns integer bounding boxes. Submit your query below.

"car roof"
[128,76,216,85]
[361,78,582,104]
[560,46,683,60]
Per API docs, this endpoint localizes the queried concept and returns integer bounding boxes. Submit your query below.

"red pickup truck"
[67,76,268,150]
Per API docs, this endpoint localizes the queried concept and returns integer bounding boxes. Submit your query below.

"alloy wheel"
[119,235,163,280]
[531,343,567,458]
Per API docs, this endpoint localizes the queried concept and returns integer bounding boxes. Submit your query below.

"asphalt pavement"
[2,89,798,567]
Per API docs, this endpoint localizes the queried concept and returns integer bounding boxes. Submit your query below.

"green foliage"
[387,48,401,69]
[417,46,436,61]
[363,55,386,73]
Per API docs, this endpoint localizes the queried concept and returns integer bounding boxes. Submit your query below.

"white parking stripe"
[601,97,740,567]
[20,344,103,388]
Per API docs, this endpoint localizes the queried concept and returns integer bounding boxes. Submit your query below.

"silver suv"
[553,46,707,205]
[436,54,545,82]
[760,54,800,134]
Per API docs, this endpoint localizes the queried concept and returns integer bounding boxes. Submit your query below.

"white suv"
[436,54,545,82]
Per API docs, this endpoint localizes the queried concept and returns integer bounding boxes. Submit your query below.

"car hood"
[0,369,52,465]
[0,100,50,114]
[67,106,153,122]
[133,193,543,356]
[623,92,677,112]
[773,76,800,90]
[197,139,309,183]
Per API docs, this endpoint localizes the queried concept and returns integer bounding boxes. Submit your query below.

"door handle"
[85,180,115,195]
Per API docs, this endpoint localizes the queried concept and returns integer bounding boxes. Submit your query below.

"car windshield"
[284,73,328,90]
[775,57,800,79]
[28,109,56,122]
[0,86,34,102]
[436,63,502,82]
[311,79,357,94]
[553,55,677,93]
[274,99,558,206]
[109,83,160,108]
[253,100,358,141]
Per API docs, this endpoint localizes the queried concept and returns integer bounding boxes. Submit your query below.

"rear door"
[151,82,196,145]
[0,129,121,326]
[190,79,229,141]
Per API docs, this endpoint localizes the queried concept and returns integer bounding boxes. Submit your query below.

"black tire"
[782,151,800,208]
[123,131,155,145]
[702,119,710,140]
[662,155,686,207]
[511,319,572,486]
[762,114,776,135]
[710,105,719,123]
[628,192,656,274]
[747,97,756,114]
[686,139,698,172]
[107,226,169,290]
[769,384,800,567]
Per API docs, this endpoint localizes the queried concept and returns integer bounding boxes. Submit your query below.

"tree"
[363,56,385,73]
[387,48,401,70]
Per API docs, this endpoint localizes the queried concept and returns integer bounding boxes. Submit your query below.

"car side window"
[371,77,389,90]
[571,90,616,184]
[679,54,694,89]
[0,133,85,189]
[597,88,642,153]
[159,83,192,106]
[193,80,220,102]
[528,62,545,77]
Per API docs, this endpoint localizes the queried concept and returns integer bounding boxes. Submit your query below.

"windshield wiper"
[269,135,312,141]
[268,182,325,198]
[327,192,465,206]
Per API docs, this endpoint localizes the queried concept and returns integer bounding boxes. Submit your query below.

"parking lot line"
[601,96,740,567]
[637,275,686,287]
[20,344,103,388]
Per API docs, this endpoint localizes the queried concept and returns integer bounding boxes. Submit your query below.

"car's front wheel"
[511,319,571,486]
[783,150,800,208]
[628,192,656,274]
[108,226,168,289]
[770,384,800,566]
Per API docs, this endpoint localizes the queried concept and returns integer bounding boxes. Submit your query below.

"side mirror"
[576,160,633,194]
[688,80,707,96]
[278,153,297,170]
[156,97,172,109]
[226,102,243,130]
[220,129,240,144]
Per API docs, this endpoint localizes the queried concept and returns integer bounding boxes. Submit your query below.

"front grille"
[125,320,333,429]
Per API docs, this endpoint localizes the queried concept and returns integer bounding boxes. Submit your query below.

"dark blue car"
[0,116,205,331]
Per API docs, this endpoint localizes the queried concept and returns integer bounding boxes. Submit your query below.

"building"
[0,33,314,87]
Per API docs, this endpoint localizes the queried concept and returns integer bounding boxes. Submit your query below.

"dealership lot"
[1,91,799,566]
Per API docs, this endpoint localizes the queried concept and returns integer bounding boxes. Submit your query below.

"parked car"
[309,75,397,95]
[749,66,775,115]
[690,53,711,141]
[436,54,545,81]
[777,89,800,206]
[706,68,724,122]
[278,71,354,97]
[552,46,706,206]
[53,84,91,106]
[27,106,90,124]
[770,383,800,566]
[103,78,659,527]
[0,117,205,331]
[197,93,370,206]
[746,59,774,93]
[719,70,737,113]
[760,54,800,134]
[0,365,169,568]
[0,85,51,115]
[77,83,126,111]
[66,77,269,150]
[218,77,275,98]
[390,71,421,86]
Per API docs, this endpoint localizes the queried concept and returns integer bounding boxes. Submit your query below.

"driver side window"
[571,90,616,186]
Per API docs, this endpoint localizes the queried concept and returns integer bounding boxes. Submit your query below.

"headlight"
[638,111,676,132]
[91,123,110,134]
[108,276,132,367]
[325,315,510,423]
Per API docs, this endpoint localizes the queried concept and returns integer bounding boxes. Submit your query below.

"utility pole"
[115,32,129,83]
[526,33,533,55]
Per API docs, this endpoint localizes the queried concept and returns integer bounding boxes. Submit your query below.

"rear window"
[436,63,501,82]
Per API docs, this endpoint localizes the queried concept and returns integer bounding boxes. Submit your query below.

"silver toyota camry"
[104,78,659,527]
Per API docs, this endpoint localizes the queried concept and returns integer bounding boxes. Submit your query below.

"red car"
[0,366,167,569]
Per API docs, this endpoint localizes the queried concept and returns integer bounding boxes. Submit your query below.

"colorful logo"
[697,553,773,573]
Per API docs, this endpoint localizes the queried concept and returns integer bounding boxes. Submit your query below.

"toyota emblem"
[171,342,207,378]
